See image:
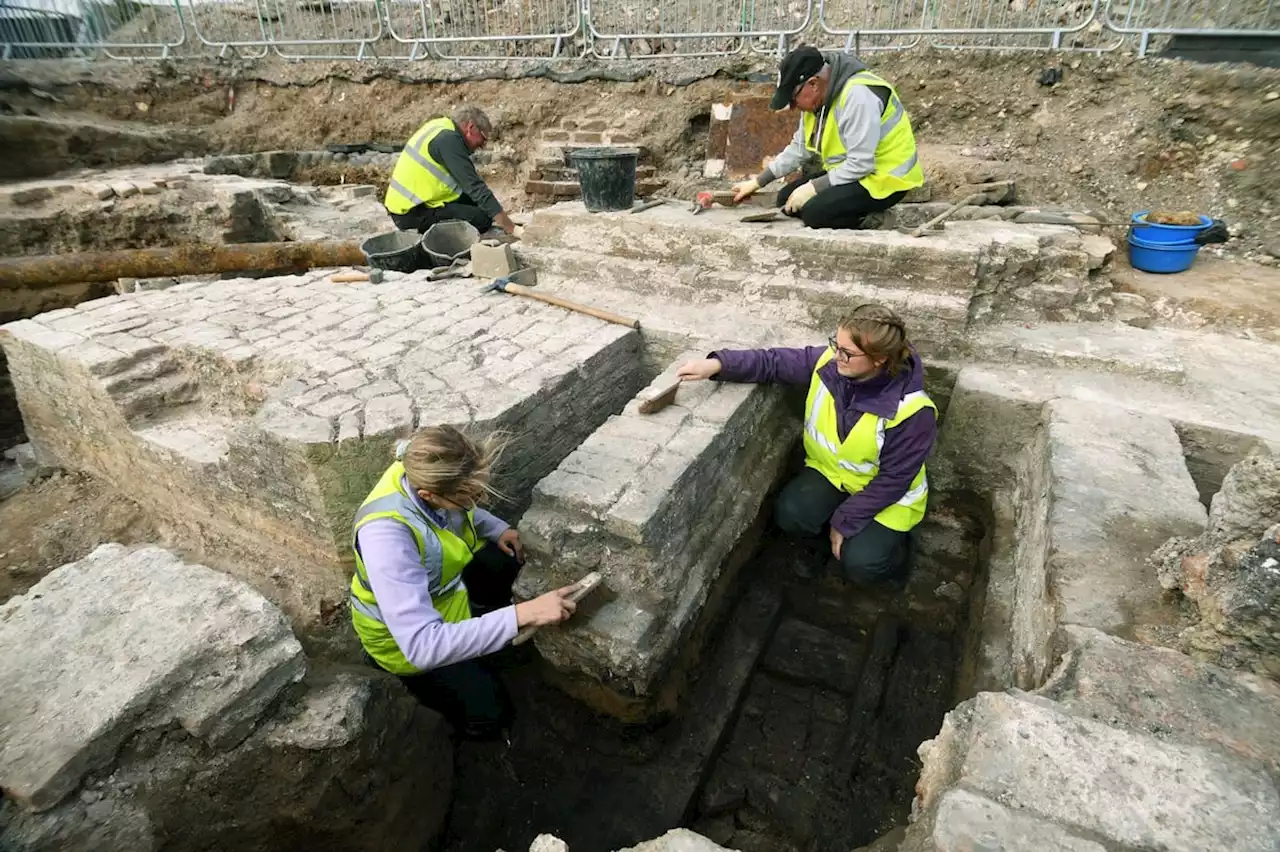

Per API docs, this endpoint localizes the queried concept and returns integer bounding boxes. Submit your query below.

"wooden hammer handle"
[503,282,640,329]
[330,272,369,283]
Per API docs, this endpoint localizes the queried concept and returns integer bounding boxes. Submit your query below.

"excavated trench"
[438,379,990,852]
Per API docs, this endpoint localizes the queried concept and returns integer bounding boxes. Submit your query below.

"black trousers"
[773,467,911,584]
[389,542,523,740]
[776,170,907,230]
[389,191,493,234]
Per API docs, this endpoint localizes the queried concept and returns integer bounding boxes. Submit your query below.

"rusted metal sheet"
[705,97,801,180]
[0,241,367,290]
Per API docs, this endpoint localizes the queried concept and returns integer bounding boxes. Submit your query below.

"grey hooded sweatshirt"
[755,51,890,193]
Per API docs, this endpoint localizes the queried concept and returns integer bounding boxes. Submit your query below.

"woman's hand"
[514,587,578,628]
[732,179,760,204]
[497,529,524,561]
[829,527,844,560]
[676,358,722,382]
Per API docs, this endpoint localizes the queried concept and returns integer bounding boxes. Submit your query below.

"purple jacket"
[355,475,517,672]
[710,344,937,538]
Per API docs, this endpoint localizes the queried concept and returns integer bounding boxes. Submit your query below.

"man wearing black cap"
[732,46,924,230]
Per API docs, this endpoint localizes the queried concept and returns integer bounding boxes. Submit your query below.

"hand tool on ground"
[479,276,640,329]
[0,239,367,289]
[511,572,603,646]
[638,377,682,414]
[691,190,738,215]
[330,269,384,284]
[899,181,1014,237]
[629,197,672,214]
[427,260,473,281]
[740,210,784,223]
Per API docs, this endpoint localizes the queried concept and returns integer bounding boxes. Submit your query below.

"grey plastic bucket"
[421,221,480,268]
[570,147,639,213]
[361,230,426,273]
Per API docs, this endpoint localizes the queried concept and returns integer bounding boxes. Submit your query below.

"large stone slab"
[1,666,453,852]
[910,691,1280,852]
[1044,625,1280,773]
[0,543,305,812]
[520,201,1105,332]
[516,355,799,717]
[1011,399,1207,688]
[0,273,644,625]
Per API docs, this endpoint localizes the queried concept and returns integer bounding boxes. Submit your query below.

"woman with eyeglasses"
[677,304,937,584]
[349,425,580,739]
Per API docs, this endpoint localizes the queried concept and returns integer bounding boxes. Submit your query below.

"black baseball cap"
[769,46,826,110]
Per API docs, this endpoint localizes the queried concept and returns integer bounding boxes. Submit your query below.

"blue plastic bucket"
[1128,232,1200,274]
[1129,211,1212,245]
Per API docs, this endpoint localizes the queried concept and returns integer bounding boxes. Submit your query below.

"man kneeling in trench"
[678,304,937,582]
[349,425,581,739]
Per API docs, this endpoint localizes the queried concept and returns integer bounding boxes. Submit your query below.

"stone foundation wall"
[1,273,645,627]
[516,355,799,717]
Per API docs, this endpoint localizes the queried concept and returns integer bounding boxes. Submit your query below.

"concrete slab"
[1011,399,1207,688]
[0,272,646,626]
[515,355,799,717]
[0,543,304,811]
[913,691,1280,852]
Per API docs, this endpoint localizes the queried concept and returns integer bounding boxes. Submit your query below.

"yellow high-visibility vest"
[802,71,925,200]
[801,349,935,531]
[349,461,483,674]
[384,117,464,215]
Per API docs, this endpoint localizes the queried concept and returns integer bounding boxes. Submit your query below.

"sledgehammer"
[479,276,640,329]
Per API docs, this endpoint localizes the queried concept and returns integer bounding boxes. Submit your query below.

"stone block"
[525,180,581,199]
[967,323,1185,382]
[109,182,139,199]
[0,275,645,629]
[906,788,1105,852]
[0,544,305,812]
[1043,625,1280,773]
[471,242,517,278]
[11,186,54,205]
[0,666,453,852]
[912,692,1280,852]
[1011,400,1207,688]
[516,354,799,716]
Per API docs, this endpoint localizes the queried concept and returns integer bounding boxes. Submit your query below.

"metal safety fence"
[0,0,1275,60]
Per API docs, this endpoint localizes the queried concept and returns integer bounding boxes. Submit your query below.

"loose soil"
[1,49,1278,260]
[0,471,157,604]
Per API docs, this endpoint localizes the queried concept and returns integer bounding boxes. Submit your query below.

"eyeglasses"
[828,336,866,363]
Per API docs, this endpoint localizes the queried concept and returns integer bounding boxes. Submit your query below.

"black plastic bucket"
[361,230,427,273]
[569,146,639,213]
[420,220,480,268]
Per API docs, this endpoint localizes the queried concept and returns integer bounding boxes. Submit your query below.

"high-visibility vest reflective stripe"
[801,71,925,200]
[349,461,483,675]
[384,117,464,215]
[801,349,936,531]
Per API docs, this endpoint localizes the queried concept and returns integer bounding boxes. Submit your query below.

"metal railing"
[0,0,1275,60]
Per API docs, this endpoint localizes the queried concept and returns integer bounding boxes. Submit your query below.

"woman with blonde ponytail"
[678,304,937,584]
[349,424,579,739]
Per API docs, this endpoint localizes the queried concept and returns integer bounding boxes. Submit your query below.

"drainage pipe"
[0,241,368,290]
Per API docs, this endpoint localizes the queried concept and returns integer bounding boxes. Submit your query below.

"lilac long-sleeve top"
[355,475,518,672]
[709,343,937,538]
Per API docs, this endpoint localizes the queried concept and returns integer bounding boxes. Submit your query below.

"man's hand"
[676,358,722,381]
[497,528,524,561]
[731,179,760,204]
[829,526,844,560]
[494,211,516,235]
[514,586,578,628]
[783,181,817,214]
